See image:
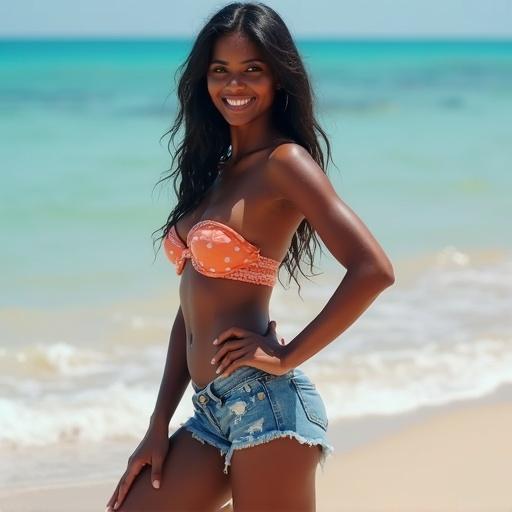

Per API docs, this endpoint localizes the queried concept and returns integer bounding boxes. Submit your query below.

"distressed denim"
[180,365,335,475]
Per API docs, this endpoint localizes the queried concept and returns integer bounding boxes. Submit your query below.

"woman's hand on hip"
[211,320,290,378]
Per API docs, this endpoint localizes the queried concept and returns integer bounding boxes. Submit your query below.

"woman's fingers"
[113,460,145,510]
[211,339,245,366]
[216,347,250,377]
[213,326,249,345]
[151,456,163,489]
[105,480,121,511]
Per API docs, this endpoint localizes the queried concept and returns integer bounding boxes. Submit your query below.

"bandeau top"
[163,219,280,287]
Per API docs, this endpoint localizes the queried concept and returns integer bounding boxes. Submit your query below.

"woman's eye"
[211,66,261,73]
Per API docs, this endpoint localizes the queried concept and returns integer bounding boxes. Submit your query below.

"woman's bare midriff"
[173,139,301,389]
[180,263,274,389]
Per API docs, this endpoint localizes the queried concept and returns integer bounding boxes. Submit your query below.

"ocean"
[1,39,511,488]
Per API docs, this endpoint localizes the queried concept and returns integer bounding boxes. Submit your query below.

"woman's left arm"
[267,143,395,370]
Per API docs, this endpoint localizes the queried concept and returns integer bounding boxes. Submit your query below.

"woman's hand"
[105,421,169,511]
[211,320,290,378]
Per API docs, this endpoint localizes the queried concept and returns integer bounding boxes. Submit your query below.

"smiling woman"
[105,2,394,512]
[207,37,281,125]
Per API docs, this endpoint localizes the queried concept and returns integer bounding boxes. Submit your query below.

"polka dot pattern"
[163,220,280,287]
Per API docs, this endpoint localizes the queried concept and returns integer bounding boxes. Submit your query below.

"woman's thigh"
[230,436,321,512]
[118,426,231,512]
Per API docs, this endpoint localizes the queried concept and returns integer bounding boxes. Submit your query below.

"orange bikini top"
[163,219,280,287]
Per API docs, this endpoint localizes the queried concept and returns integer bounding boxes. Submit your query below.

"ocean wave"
[0,342,109,378]
[308,335,512,419]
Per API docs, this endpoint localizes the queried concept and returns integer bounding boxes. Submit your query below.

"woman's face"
[207,32,277,126]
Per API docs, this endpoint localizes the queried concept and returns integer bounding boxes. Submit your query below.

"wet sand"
[2,388,512,512]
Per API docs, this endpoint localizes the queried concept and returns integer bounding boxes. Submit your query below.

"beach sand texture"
[1,399,511,512]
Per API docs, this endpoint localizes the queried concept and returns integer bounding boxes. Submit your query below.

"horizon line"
[1,35,512,42]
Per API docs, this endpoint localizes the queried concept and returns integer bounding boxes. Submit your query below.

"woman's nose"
[227,74,245,87]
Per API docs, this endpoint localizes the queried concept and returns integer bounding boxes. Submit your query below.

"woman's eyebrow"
[210,58,265,64]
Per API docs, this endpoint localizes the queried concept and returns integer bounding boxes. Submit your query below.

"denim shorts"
[179,365,335,475]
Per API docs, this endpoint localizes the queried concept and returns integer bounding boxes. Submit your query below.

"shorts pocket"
[291,376,329,431]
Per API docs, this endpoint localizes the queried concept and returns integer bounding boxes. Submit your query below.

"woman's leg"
[230,437,321,511]
[118,426,232,512]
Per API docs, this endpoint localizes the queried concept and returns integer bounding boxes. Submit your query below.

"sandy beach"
[317,401,512,511]
[2,387,511,512]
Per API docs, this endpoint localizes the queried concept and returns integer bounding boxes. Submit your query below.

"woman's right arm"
[106,306,190,510]
[149,305,190,430]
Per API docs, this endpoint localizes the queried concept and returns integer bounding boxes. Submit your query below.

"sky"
[1,0,511,38]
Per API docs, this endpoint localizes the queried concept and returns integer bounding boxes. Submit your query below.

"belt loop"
[206,381,222,404]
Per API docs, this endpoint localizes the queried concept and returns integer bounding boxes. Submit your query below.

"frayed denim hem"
[182,424,229,457]
[222,430,335,475]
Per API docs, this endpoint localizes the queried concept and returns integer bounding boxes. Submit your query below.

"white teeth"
[225,97,253,106]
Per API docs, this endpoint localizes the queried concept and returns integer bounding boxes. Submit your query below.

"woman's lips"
[222,96,256,112]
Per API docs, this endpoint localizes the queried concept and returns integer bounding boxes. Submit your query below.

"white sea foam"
[308,335,512,418]
[0,379,196,448]
[1,246,511,448]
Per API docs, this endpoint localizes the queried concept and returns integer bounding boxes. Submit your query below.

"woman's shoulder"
[267,140,316,178]
[269,139,309,158]
[265,140,332,210]
[269,138,304,156]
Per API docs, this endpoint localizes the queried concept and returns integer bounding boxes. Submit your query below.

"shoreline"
[2,384,512,511]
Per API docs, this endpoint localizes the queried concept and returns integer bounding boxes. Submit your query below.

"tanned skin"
[106,31,394,512]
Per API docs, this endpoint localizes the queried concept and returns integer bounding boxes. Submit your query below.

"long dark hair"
[152,1,334,296]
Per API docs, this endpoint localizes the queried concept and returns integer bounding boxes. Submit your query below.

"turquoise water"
[1,39,511,307]
[1,41,512,480]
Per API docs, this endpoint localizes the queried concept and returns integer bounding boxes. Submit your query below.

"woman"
[106,2,395,511]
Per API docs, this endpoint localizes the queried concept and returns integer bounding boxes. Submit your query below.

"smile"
[222,96,256,111]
